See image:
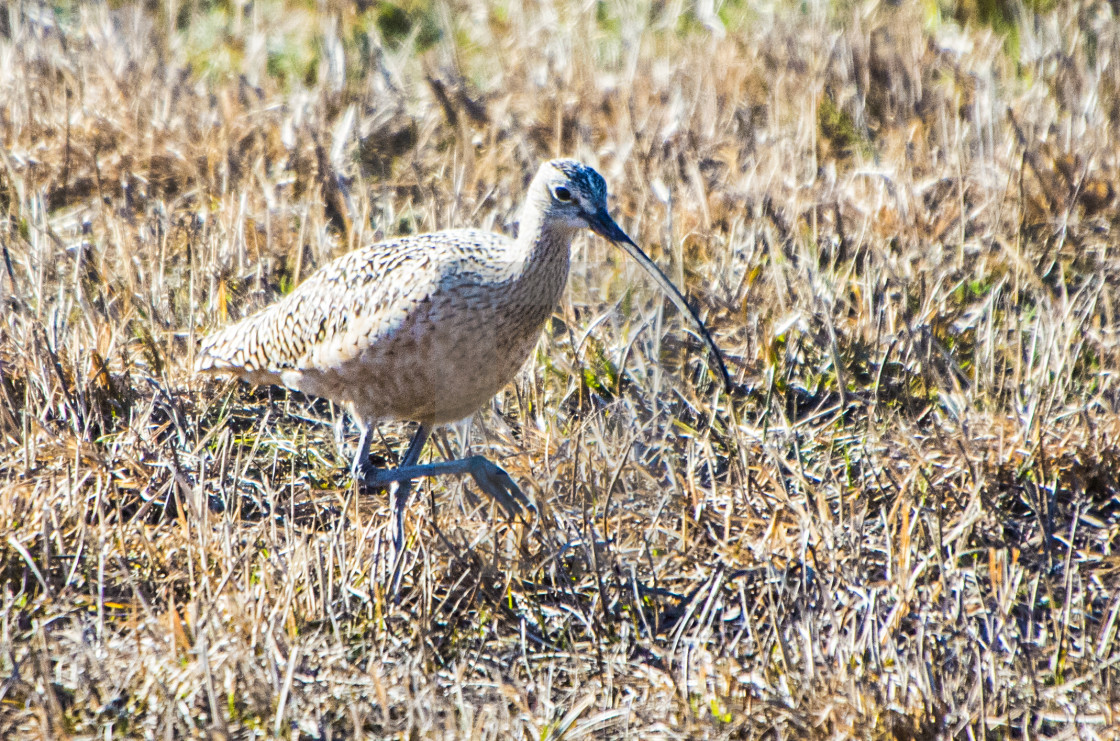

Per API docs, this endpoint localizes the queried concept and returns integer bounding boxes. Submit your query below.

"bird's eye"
[553,186,572,202]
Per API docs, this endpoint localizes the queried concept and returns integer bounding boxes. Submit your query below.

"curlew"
[196,159,731,543]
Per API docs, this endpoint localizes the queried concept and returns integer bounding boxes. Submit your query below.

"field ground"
[1,0,1119,737]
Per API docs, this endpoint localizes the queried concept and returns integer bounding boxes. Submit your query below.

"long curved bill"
[587,208,733,392]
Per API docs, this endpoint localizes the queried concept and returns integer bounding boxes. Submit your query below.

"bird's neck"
[510,202,576,281]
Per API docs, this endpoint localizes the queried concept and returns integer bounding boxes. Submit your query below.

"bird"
[195,159,731,546]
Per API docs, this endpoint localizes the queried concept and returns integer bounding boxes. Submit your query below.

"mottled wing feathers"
[195,230,510,381]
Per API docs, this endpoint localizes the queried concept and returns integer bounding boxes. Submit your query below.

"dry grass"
[1,0,1119,737]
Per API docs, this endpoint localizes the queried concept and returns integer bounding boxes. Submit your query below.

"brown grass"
[1,0,1119,737]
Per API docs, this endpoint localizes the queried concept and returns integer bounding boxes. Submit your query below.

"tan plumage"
[196,159,730,545]
[197,228,566,425]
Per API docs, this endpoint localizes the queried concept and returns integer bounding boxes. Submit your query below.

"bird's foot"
[354,456,531,520]
[463,456,532,518]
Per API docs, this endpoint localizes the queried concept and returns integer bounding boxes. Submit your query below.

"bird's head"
[530,159,632,242]
[526,158,734,393]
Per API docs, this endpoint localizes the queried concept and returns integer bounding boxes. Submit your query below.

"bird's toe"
[468,457,530,518]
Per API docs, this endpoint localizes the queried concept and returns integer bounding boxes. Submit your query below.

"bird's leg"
[351,420,428,480]
[360,423,530,520]
[388,423,431,554]
[350,421,374,480]
[351,422,428,553]
[366,454,530,519]
[397,423,433,469]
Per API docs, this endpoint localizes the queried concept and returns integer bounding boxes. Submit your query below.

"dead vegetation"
[0,0,1118,737]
